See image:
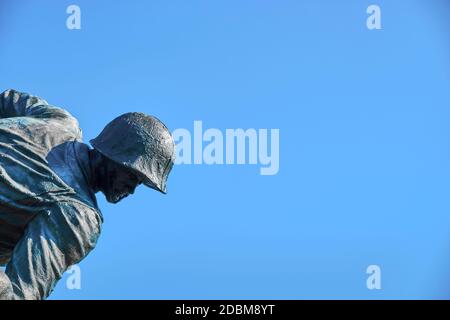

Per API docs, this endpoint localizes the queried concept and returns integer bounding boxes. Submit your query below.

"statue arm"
[0,89,76,121]
[2,202,102,300]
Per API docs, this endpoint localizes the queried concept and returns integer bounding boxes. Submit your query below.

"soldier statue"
[0,89,175,299]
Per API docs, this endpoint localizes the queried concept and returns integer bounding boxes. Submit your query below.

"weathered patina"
[0,89,175,299]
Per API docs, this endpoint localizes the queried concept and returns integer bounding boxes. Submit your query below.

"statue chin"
[105,192,128,204]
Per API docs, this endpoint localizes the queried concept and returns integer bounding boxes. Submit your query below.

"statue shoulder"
[49,200,103,234]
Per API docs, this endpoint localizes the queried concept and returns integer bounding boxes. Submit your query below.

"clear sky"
[1,0,450,299]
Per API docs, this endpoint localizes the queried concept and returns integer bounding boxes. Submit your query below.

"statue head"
[89,112,175,203]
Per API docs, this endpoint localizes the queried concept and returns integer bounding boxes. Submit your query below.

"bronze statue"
[0,89,175,299]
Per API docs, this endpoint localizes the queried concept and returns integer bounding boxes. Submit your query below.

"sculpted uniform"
[0,89,102,299]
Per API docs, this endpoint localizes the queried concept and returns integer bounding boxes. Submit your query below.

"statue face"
[102,160,143,204]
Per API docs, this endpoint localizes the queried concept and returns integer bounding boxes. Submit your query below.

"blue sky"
[1,0,450,299]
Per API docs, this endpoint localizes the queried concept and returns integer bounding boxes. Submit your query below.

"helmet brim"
[90,141,168,194]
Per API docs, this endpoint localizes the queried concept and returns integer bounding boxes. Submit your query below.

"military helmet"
[90,112,175,194]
